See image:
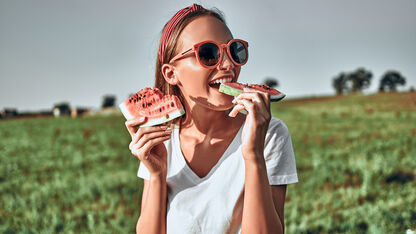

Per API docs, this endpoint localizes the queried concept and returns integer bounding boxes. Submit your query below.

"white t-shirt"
[137,117,298,234]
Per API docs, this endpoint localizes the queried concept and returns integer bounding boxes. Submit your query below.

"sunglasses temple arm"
[181,48,193,55]
[170,48,193,63]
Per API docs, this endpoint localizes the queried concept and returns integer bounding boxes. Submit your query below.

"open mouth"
[208,77,233,89]
[208,83,221,89]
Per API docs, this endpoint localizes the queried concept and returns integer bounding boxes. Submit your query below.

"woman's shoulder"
[268,117,289,134]
[264,117,291,146]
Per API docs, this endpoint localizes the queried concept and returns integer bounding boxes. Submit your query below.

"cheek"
[177,61,211,90]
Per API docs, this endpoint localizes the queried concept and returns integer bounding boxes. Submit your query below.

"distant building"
[38,110,53,117]
[53,103,71,117]
[71,107,90,117]
[1,108,18,119]
[19,110,53,118]
[101,95,116,109]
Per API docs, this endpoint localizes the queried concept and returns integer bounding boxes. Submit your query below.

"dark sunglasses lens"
[230,41,247,64]
[198,43,220,66]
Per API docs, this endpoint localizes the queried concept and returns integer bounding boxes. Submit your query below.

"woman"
[125,4,298,234]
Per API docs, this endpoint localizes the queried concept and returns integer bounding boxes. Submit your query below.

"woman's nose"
[217,52,234,70]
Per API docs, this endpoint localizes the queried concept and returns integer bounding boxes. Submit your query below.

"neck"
[180,99,243,139]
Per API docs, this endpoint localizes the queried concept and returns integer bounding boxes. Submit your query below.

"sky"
[1,0,415,111]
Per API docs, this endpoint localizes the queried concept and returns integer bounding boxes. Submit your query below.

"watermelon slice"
[219,82,286,102]
[119,87,185,127]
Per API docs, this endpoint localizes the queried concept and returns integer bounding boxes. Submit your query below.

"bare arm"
[272,184,287,233]
[125,118,170,234]
[241,156,284,234]
[136,175,167,234]
[230,89,287,233]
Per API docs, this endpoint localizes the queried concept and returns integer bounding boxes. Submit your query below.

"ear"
[161,64,179,85]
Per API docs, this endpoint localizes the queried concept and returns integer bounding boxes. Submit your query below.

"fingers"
[243,87,270,109]
[232,92,269,113]
[128,124,172,160]
[132,134,171,160]
[229,104,245,117]
[233,98,256,114]
[229,88,271,120]
[125,117,147,137]
[129,125,170,147]
[132,128,172,150]
[131,124,168,141]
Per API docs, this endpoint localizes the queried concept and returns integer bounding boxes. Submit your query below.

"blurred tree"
[348,68,372,93]
[332,72,348,95]
[102,95,116,109]
[263,77,279,88]
[332,68,372,95]
[378,71,406,92]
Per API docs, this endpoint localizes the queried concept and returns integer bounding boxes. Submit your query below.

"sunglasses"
[169,39,249,69]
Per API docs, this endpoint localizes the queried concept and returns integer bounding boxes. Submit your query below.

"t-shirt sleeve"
[263,118,298,185]
[137,162,150,180]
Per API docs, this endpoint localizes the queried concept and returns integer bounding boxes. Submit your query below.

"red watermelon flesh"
[119,88,185,127]
[219,82,286,102]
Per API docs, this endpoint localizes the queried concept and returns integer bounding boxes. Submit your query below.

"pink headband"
[158,3,203,64]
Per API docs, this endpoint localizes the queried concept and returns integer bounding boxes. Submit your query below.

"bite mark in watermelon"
[119,88,185,127]
[219,82,286,102]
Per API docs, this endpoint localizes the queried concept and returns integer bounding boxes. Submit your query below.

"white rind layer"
[119,102,134,120]
[119,100,185,127]
[139,109,185,127]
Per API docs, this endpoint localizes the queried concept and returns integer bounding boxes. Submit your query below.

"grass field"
[1,92,415,233]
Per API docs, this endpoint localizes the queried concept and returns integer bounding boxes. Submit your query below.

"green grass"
[1,92,415,233]
[275,92,416,233]
[0,116,142,233]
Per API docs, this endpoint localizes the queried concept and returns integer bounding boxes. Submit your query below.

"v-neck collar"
[173,124,243,184]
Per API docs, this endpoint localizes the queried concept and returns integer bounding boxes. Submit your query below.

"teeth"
[210,78,233,84]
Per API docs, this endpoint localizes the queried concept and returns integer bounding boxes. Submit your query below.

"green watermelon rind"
[270,93,286,102]
[219,83,286,102]
[218,84,243,97]
[118,99,185,128]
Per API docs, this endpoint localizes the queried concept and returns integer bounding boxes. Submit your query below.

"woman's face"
[172,15,241,111]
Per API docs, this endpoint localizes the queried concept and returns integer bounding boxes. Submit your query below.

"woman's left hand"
[229,87,271,161]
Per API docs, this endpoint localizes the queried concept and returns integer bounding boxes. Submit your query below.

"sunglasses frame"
[169,39,249,69]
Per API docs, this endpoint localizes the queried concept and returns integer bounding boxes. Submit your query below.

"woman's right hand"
[125,117,172,176]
